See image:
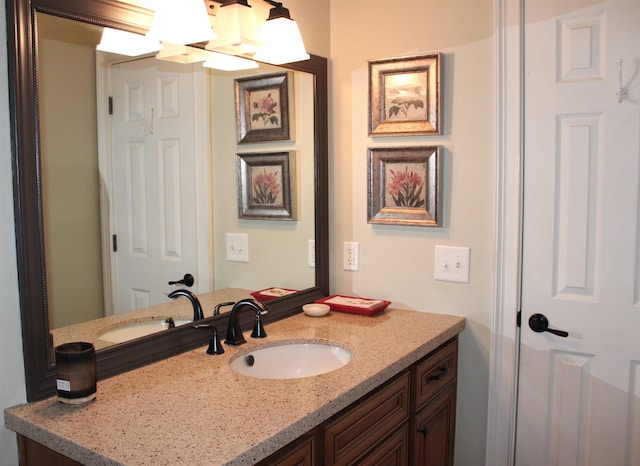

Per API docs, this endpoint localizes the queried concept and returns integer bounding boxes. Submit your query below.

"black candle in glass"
[55,342,97,405]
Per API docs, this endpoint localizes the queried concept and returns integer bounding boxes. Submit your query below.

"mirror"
[37,13,316,332]
[7,0,328,401]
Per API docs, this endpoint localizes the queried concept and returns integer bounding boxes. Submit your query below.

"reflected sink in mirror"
[99,319,191,343]
[229,341,352,379]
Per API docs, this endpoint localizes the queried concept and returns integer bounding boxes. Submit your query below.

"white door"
[516,0,640,464]
[109,57,210,313]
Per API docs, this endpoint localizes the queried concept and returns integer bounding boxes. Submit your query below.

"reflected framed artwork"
[368,53,441,136]
[367,146,440,227]
[235,72,292,143]
[237,151,295,220]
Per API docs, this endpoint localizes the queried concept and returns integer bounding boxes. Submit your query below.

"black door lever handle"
[168,273,194,287]
[528,313,569,337]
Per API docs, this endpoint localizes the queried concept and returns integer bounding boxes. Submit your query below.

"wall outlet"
[434,245,470,283]
[343,241,359,271]
[308,239,315,267]
[226,233,249,262]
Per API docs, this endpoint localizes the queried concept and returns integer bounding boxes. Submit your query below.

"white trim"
[486,0,524,464]
[95,51,116,315]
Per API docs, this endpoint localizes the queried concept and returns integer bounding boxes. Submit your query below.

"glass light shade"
[253,17,310,65]
[147,0,215,45]
[205,2,262,55]
[155,43,209,64]
[96,28,162,56]
[202,52,258,71]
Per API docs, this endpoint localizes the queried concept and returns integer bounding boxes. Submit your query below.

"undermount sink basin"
[229,341,352,379]
[98,319,191,343]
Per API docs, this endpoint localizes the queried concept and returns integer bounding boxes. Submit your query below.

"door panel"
[110,58,205,313]
[517,0,640,464]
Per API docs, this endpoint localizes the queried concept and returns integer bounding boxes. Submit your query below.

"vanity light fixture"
[155,43,259,71]
[253,2,310,65]
[206,0,262,56]
[96,28,162,56]
[202,52,259,71]
[146,0,216,46]
[207,0,309,65]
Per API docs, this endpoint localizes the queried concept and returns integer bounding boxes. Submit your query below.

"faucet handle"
[251,307,268,339]
[193,325,225,355]
[214,301,235,316]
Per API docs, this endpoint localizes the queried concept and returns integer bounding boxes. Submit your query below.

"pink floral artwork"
[249,89,282,130]
[251,166,283,205]
[385,163,426,208]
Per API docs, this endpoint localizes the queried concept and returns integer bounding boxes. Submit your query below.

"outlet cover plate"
[434,245,470,283]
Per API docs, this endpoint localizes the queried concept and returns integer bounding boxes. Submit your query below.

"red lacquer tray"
[314,295,391,316]
[251,287,298,301]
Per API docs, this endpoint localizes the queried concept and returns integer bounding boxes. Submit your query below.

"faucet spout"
[225,298,269,346]
[168,289,204,321]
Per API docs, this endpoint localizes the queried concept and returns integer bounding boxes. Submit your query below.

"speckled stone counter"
[51,288,253,350]
[5,308,465,465]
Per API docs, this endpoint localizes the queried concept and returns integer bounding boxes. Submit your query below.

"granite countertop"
[5,308,465,465]
[51,288,253,350]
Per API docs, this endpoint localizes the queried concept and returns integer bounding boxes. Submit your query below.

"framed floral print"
[367,146,441,226]
[235,72,292,144]
[236,151,295,220]
[368,53,441,136]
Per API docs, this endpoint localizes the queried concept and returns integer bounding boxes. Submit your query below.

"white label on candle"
[57,379,71,392]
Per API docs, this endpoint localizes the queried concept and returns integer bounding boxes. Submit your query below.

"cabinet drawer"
[323,371,410,466]
[358,424,409,466]
[412,338,457,411]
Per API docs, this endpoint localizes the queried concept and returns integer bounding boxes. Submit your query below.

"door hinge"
[108,96,113,115]
[517,310,521,327]
[112,234,118,252]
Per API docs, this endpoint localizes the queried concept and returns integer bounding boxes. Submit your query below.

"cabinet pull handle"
[418,426,428,436]
[426,366,448,383]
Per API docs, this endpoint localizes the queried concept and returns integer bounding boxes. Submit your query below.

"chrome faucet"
[224,298,269,346]
[168,289,204,321]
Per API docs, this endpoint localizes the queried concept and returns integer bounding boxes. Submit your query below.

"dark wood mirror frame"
[6,0,329,402]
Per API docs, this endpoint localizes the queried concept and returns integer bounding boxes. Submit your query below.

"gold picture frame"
[368,53,441,136]
[367,146,441,227]
[236,151,295,220]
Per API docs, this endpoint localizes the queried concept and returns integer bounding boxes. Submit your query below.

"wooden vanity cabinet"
[261,337,458,466]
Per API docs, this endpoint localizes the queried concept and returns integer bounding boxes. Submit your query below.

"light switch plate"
[434,245,470,283]
[308,239,315,267]
[226,233,249,262]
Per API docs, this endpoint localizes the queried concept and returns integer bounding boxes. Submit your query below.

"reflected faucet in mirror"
[168,289,204,321]
[225,299,269,346]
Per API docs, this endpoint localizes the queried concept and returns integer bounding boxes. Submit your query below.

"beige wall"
[329,1,494,463]
[38,14,105,328]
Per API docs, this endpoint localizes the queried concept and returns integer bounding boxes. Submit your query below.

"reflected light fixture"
[206,0,262,55]
[253,2,310,65]
[147,0,216,46]
[96,28,162,56]
[202,52,259,71]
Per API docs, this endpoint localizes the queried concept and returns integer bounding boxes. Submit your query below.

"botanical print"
[251,166,282,205]
[385,162,426,208]
[384,71,428,121]
[249,89,282,130]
